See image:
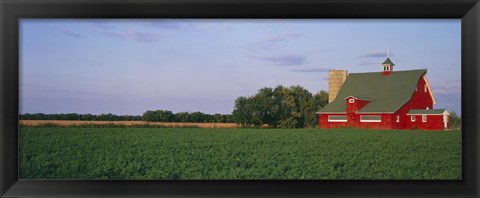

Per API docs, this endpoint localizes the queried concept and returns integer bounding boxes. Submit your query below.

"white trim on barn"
[316,112,347,114]
[328,115,348,122]
[360,120,382,123]
[360,115,382,123]
[407,113,445,115]
[407,111,449,115]
[423,75,436,104]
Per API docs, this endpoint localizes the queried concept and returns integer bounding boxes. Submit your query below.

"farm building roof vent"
[382,50,395,76]
[382,57,395,66]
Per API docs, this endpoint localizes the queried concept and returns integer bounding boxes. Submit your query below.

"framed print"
[1,0,479,197]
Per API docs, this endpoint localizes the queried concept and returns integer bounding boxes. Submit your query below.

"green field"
[19,127,461,180]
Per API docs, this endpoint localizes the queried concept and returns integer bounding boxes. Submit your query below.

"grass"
[19,127,461,180]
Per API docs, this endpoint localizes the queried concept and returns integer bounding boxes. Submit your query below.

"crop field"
[19,127,461,180]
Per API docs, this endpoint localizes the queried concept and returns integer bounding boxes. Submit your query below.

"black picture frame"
[1,0,479,197]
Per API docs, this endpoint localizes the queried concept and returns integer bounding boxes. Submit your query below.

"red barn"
[316,57,449,130]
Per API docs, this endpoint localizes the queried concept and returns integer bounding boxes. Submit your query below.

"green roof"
[318,69,427,113]
[382,57,395,66]
[407,109,446,115]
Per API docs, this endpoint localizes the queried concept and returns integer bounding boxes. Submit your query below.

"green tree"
[190,111,206,123]
[175,112,190,122]
[232,85,329,128]
[449,111,462,130]
[232,96,252,126]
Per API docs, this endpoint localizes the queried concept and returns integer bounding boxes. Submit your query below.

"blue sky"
[20,19,461,115]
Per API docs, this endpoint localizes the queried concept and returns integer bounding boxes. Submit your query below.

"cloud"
[448,79,461,82]
[145,20,185,30]
[188,23,233,30]
[358,61,379,66]
[260,33,302,45]
[131,32,167,43]
[88,20,171,43]
[248,33,304,65]
[61,30,82,38]
[56,27,81,38]
[361,50,393,58]
[251,54,306,66]
[90,20,232,43]
[85,20,117,29]
[253,33,302,49]
[291,67,331,73]
[145,20,233,31]
[93,23,116,30]
[95,29,170,43]
[432,84,461,95]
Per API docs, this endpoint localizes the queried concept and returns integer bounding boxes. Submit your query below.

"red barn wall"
[346,97,370,113]
[355,114,393,129]
[319,113,394,129]
[318,114,348,128]
[393,75,434,129]
[406,114,445,130]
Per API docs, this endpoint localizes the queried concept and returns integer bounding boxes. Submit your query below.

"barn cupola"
[382,50,395,76]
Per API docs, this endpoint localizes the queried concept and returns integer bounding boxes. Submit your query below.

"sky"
[20,19,461,115]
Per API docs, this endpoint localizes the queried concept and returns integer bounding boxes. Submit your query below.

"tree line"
[232,85,328,128]
[19,111,234,123]
[142,110,234,123]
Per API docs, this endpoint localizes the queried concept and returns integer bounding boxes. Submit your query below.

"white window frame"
[360,115,382,123]
[349,98,355,103]
[396,115,400,123]
[328,115,347,122]
[411,116,416,122]
[422,114,427,122]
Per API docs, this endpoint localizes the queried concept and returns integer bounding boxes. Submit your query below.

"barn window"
[328,115,347,122]
[422,114,427,122]
[424,85,427,92]
[396,115,400,123]
[411,116,416,122]
[349,98,355,103]
[360,115,381,122]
